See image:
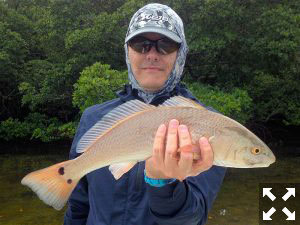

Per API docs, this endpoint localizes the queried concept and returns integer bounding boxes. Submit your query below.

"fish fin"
[213,160,229,167]
[213,159,240,168]
[21,160,79,210]
[76,99,155,153]
[160,96,206,109]
[109,161,137,180]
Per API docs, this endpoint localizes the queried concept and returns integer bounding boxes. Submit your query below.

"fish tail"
[21,160,79,210]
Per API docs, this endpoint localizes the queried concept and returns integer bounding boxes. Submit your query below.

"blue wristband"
[144,170,176,187]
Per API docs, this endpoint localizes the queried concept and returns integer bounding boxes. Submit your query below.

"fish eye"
[251,147,261,155]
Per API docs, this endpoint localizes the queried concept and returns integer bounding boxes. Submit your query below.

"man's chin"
[141,84,163,93]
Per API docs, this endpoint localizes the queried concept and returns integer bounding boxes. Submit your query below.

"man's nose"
[146,45,160,61]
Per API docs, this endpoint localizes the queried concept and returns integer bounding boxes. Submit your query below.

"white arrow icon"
[282,207,295,220]
[282,188,295,201]
[263,207,276,220]
[263,188,276,201]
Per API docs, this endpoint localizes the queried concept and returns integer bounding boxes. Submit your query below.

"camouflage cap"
[125,4,182,43]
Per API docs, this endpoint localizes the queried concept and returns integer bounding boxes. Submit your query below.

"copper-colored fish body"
[21,96,276,210]
[62,104,275,185]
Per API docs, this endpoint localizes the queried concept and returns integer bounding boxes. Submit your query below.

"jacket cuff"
[146,180,187,216]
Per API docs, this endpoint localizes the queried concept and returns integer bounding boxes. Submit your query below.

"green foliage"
[19,60,75,120]
[245,3,300,125]
[249,72,300,125]
[0,113,77,142]
[65,0,147,70]
[0,20,28,119]
[175,0,300,124]
[58,121,77,140]
[73,62,127,113]
[0,0,299,143]
[0,117,31,140]
[186,82,253,124]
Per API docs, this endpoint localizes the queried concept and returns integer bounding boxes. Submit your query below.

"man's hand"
[145,119,214,181]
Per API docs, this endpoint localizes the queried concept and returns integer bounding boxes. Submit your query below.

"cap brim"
[125,27,182,43]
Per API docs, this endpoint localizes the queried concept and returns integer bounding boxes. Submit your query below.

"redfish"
[21,96,275,210]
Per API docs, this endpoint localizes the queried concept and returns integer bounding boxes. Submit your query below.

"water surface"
[0,153,299,225]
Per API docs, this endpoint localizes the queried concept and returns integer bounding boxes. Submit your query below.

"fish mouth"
[254,154,277,167]
[272,153,276,162]
[259,150,276,166]
[244,162,275,168]
[268,152,276,164]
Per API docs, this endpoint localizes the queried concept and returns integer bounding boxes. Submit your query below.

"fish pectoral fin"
[109,161,138,180]
[76,99,155,153]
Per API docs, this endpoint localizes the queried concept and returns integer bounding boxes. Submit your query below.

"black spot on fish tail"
[58,167,64,175]
[67,179,72,184]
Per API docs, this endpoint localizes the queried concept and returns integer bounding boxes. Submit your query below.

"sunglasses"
[128,36,180,55]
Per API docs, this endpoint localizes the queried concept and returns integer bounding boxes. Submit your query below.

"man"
[64,3,226,225]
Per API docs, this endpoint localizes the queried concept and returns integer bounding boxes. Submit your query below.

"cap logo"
[140,13,169,22]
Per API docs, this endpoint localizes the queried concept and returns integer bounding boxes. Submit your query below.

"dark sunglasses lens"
[157,39,180,55]
[129,37,150,53]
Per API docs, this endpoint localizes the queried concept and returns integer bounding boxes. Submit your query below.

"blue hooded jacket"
[63,83,226,225]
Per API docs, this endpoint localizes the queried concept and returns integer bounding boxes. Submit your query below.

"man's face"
[128,33,177,92]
